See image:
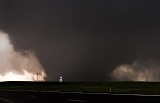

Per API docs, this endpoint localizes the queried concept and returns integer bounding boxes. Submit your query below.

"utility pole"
[146,77,147,82]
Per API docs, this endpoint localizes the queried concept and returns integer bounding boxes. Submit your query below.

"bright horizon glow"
[0,70,33,81]
[0,70,46,81]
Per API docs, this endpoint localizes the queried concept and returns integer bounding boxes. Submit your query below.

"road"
[0,91,159,103]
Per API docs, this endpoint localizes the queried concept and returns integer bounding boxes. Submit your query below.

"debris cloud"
[0,31,46,81]
[112,59,160,81]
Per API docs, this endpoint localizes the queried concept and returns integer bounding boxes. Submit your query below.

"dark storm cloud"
[0,0,160,81]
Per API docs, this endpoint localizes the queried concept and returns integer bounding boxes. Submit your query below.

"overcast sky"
[0,0,160,82]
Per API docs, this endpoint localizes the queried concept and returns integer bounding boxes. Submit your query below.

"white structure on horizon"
[59,76,63,82]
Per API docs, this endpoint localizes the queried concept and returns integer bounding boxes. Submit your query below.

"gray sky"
[0,0,160,81]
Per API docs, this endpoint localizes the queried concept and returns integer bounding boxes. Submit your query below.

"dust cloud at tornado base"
[112,59,160,82]
[0,31,46,81]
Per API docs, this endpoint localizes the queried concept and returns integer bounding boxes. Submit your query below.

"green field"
[0,81,160,95]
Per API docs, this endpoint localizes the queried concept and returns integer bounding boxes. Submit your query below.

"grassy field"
[0,81,160,95]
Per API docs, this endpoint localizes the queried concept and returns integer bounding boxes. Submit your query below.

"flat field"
[0,81,159,95]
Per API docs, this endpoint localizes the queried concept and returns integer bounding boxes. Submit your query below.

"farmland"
[0,81,160,95]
